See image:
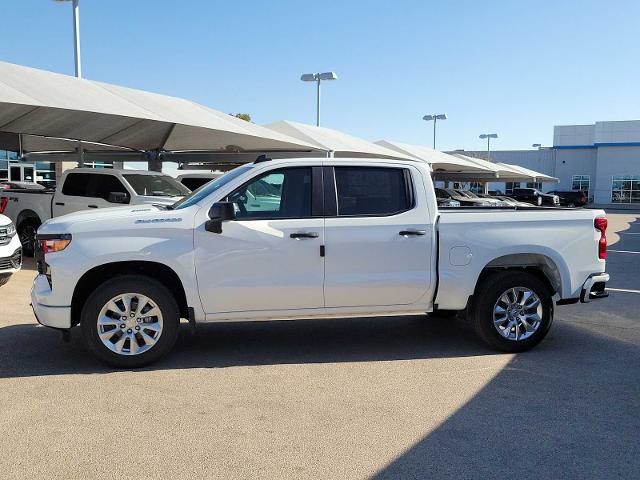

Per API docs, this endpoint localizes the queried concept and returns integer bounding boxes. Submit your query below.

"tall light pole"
[300,72,338,126]
[54,0,82,78]
[54,0,83,168]
[479,133,498,193]
[422,114,447,149]
[479,133,498,162]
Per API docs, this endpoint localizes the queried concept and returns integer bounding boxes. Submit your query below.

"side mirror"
[205,201,236,234]
[108,192,130,204]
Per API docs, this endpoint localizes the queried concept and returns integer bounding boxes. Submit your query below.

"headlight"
[6,223,16,236]
[41,238,72,253]
[36,233,72,254]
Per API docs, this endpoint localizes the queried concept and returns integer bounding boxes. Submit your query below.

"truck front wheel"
[18,219,40,256]
[80,275,180,368]
[470,271,553,352]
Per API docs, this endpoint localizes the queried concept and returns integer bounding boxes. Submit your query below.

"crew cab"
[0,213,22,286]
[0,168,190,255]
[510,188,560,207]
[31,157,609,367]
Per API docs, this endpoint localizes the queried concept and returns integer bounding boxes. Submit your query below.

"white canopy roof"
[264,121,412,159]
[375,140,490,172]
[0,61,324,153]
[495,163,558,183]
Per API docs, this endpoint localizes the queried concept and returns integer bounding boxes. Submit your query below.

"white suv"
[0,213,22,286]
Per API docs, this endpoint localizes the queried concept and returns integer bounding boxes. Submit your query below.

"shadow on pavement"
[373,320,640,480]
[0,314,490,379]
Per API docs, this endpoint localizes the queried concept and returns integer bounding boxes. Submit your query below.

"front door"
[194,166,325,315]
[53,173,130,216]
[323,165,432,307]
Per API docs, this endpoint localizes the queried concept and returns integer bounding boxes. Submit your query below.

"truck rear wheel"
[80,275,180,368]
[470,271,553,352]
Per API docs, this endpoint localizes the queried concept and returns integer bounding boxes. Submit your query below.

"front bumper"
[580,272,610,303]
[31,274,71,329]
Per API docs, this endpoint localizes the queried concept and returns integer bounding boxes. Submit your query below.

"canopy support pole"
[147,150,162,172]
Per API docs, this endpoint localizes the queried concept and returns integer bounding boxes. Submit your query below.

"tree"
[231,113,251,122]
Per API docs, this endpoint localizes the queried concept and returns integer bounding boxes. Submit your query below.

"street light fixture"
[300,72,338,126]
[54,0,81,78]
[422,114,447,149]
[532,143,541,148]
[479,133,498,162]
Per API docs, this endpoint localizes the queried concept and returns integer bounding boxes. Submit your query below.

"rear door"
[323,164,433,307]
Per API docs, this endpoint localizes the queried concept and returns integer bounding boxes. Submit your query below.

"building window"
[468,182,484,194]
[0,160,8,181]
[505,182,520,194]
[83,161,113,169]
[572,175,590,196]
[526,182,542,190]
[612,176,640,203]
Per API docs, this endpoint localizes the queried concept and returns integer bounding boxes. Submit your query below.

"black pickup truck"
[510,188,560,206]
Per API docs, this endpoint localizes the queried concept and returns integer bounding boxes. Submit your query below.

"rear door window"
[334,167,413,216]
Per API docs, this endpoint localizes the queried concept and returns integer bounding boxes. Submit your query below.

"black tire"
[0,275,10,287]
[470,271,553,353]
[80,275,180,368]
[18,219,41,257]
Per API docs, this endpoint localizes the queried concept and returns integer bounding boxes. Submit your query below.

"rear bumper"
[580,272,610,303]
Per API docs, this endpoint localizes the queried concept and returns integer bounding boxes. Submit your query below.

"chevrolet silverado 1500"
[31,157,609,367]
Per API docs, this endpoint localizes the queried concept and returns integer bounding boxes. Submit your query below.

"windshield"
[171,164,254,210]
[123,174,190,197]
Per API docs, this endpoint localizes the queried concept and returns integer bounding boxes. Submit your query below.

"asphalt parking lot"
[1,212,639,480]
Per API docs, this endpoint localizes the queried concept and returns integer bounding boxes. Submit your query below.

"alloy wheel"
[492,287,542,341]
[96,293,164,355]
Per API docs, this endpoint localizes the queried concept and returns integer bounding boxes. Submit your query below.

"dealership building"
[457,119,640,205]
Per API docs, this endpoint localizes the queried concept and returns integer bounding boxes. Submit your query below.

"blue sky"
[2,0,639,152]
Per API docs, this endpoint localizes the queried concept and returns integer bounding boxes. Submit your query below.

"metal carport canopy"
[375,140,492,173]
[264,121,413,160]
[0,61,325,153]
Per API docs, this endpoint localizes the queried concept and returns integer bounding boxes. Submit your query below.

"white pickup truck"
[31,157,609,367]
[0,168,190,255]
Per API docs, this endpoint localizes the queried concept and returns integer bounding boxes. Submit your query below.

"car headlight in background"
[4,222,16,237]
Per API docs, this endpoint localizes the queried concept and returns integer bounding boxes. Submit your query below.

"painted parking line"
[608,249,640,254]
[608,287,640,294]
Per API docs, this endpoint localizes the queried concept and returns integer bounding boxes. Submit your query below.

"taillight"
[594,217,607,259]
[0,197,7,214]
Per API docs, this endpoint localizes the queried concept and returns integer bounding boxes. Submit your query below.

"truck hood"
[38,204,189,235]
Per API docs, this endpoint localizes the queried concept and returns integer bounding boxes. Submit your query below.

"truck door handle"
[55,202,65,206]
[399,230,426,236]
[88,205,98,208]
[290,232,319,239]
